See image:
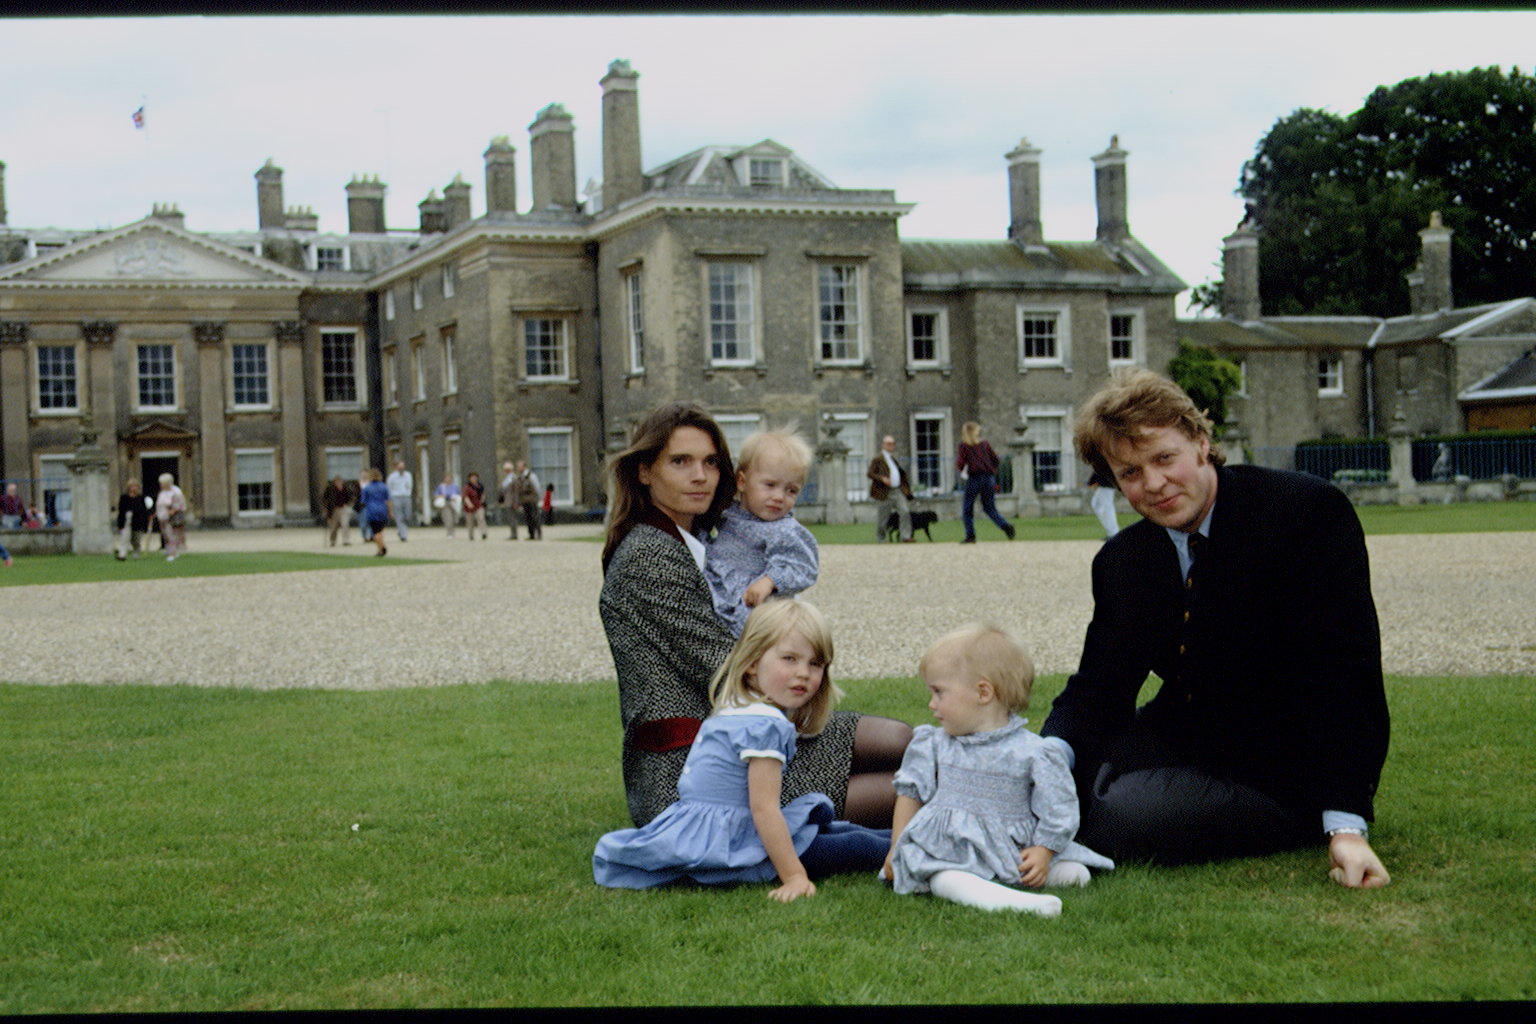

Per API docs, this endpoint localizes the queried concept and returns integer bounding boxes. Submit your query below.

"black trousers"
[1073,719,1317,865]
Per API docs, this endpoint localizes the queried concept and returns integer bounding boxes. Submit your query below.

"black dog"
[883,509,938,542]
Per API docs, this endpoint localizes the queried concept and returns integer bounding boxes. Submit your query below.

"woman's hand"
[769,875,817,903]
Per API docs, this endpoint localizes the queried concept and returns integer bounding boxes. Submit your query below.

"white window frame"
[1020,404,1073,493]
[441,263,456,299]
[233,448,276,516]
[830,412,872,504]
[385,289,396,321]
[906,306,948,370]
[135,342,179,412]
[38,454,75,525]
[527,426,575,506]
[522,317,571,381]
[444,433,462,486]
[319,328,362,408]
[411,277,423,311]
[1107,309,1142,367]
[748,157,786,187]
[715,414,765,467]
[817,263,865,365]
[312,244,349,272]
[35,343,80,414]
[1235,359,1249,397]
[909,409,953,496]
[1018,305,1071,371]
[707,261,756,366]
[231,341,273,410]
[441,327,458,396]
[412,340,427,402]
[324,447,365,487]
[625,271,645,374]
[415,437,431,525]
[384,346,399,407]
[1318,357,1344,397]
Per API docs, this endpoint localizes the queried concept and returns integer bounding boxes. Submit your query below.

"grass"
[807,497,1534,544]
[0,550,438,587]
[2,674,1532,1011]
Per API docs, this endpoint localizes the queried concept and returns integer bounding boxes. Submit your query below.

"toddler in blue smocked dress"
[594,599,888,902]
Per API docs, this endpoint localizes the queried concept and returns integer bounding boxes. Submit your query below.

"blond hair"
[1074,367,1224,488]
[918,624,1035,713]
[709,599,843,735]
[736,426,813,485]
[961,421,982,446]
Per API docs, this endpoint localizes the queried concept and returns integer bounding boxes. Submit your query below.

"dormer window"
[748,158,785,187]
[314,245,347,271]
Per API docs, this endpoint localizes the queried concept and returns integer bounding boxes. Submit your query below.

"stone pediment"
[0,220,308,289]
[125,418,200,443]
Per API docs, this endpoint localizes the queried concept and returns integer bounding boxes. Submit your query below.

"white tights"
[928,860,1090,916]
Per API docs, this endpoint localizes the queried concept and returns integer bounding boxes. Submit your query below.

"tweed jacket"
[867,452,914,501]
[1042,464,1389,821]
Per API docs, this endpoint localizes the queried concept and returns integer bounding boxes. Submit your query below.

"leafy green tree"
[1168,339,1243,435]
[1197,67,1536,317]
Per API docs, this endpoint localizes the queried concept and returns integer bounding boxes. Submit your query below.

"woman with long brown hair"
[599,402,911,828]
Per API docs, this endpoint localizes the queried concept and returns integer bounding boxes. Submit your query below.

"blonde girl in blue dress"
[594,599,890,902]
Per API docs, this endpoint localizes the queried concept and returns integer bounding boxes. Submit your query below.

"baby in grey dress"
[705,428,820,636]
[883,625,1113,915]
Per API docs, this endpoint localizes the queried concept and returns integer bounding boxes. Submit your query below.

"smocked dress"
[593,703,836,888]
[889,715,1114,894]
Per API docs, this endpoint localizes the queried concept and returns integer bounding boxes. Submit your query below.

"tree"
[1168,339,1242,436]
[1195,67,1536,317]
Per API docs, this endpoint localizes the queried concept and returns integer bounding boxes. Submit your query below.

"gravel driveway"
[7,525,1534,689]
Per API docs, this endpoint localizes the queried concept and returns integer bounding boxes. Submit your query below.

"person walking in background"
[1,482,23,529]
[1086,471,1120,539]
[386,460,413,542]
[542,483,555,527]
[154,473,188,562]
[462,471,488,540]
[868,435,915,543]
[498,461,520,540]
[513,461,542,540]
[115,478,155,560]
[360,468,392,557]
[955,421,1016,544]
[321,475,357,547]
[435,472,461,538]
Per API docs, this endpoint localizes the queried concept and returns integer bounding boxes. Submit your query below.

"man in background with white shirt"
[867,434,915,543]
[386,460,413,542]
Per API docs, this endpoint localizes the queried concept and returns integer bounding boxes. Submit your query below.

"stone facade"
[0,59,1191,528]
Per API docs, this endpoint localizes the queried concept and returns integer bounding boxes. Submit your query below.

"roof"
[1178,316,1378,351]
[902,238,1185,294]
[1460,350,1536,402]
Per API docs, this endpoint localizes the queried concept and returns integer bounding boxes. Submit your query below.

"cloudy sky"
[3,10,1533,311]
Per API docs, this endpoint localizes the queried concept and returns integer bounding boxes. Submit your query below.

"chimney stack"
[418,190,447,234]
[1005,137,1044,249]
[0,159,8,225]
[1092,135,1129,243]
[1221,223,1261,321]
[346,175,387,234]
[444,174,473,230]
[529,103,577,212]
[285,205,318,232]
[601,59,643,211]
[484,136,518,214]
[1414,210,1454,313]
[150,202,185,230]
[256,159,284,229]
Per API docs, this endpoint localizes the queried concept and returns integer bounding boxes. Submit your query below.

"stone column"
[81,321,118,454]
[1387,407,1417,505]
[275,320,311,521]
[0,321,29,481]
[194,322,229,522]
[1220,413,1247,466]
[1006,421,1041,518]
[816,419,852,525]
[68,416,113,554]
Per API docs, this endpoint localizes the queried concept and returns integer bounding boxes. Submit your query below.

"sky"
[2,10,1534,312]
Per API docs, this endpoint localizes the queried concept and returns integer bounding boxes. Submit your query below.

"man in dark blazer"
[1042,368,1391,888]
[867,434,916,543]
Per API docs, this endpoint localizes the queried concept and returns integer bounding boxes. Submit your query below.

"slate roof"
[1460,350,1536,401]
[902,238,1185,294]
[1178,316,1378,351]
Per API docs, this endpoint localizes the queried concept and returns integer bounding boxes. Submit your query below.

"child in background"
[542,483,554,526]
[883,625,1113,916]
[593,600,889,902]
[704,427,819,636]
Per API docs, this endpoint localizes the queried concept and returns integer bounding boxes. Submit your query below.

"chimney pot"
[485,136,518,214]
[601,59,643,211]
[528,103,577,211]
[1092,135,1130,243]
[346,175,388,234]
[255,159,284,230]
[1005,137,1044,249]
[1414,210,1454,313]
[1221,225,1261,321]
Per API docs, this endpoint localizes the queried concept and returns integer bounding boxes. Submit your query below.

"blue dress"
[593,704,836,888]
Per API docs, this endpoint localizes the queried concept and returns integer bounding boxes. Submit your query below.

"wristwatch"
[1326,826,1368,838]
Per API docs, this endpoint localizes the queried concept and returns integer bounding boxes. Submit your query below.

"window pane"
[137,344,176,408]
[37,346,78,409]
[910,312,938,363]
[232,344,270,406]
[1029,416,1065,491]
[528,431,572,504]
[913,418,945,491]
[1021,314,1058,360]
[524,319,567,378]
[627,274,645,371]
[236,452,274,512]
[709,264,753,362]
[322,331,358,404]
[1110,314,1135,362]
[819,264,861,361]
[326,449,363,484]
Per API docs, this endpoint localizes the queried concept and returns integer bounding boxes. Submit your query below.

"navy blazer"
[1043,464,1389,821]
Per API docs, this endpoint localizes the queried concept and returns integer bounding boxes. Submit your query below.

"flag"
[132,106,145,129]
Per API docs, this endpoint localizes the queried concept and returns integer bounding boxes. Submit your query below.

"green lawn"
[0,550,438,587]
[2,674,1531,1011]
[808,497,1534,544]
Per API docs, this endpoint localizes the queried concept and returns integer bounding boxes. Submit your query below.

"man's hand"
[1328,832,1391,889]
[1018,845,1054,888]
[743,576,777,609]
